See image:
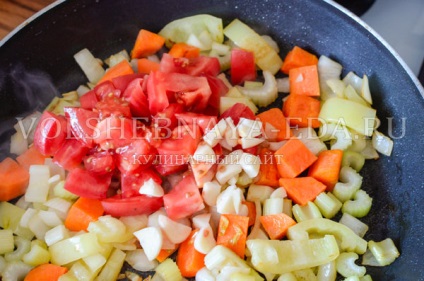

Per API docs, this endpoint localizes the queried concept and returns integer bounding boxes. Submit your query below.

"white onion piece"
[148,208,167,228]
[10,129,28,155]
[343,71,363,93]
[263,122,279,142]
[158,215,191,244]
[267,140,288,151]
[204,119,228,147]
[125,249,158,272]
[240,137,265,149]
[270,187,287,199]
[28,213,50,240]
[133,227,163,261]
[139,178,164,197]
[38,210,63,228]
[120,215,148,233]
[194,226,217,254]
[192,213,211,229]
[20,208,37,228]
[202,181,222,206]
[193,142,217,164]
[318,55,343,100]
[246,184,274,203]
[372,131,393,156]
[239,153,260,178]
[237,118,262,138]
[76,84,90,96]
[105,50,130,67]
[44,225,70,246]
[74,48,105,84]
[326,78,345,98]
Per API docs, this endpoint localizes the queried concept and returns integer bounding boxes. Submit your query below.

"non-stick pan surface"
[0,0,423,280]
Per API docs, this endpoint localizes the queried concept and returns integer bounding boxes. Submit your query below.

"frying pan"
[1,0,423,280]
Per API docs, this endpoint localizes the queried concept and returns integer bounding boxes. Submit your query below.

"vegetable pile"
[0,14,398,281]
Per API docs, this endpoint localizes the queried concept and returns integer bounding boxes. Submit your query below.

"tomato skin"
[64,167,112,199]
[123,78,150,118]
[220,103,256,125]
[93,81,120,100]
[111,73,145,93]
[80,91,99,110]
[152,103,185,137]
[115,139,156,173]
[146,71,170,115]
[121,168,162,198]
[175,113,217,134]
[163,174,205,220]
[160,53,220,76]
[53,139,89,171]
[64,107,99,148]
[33,111,68,156]
[83,151,115,174]
[230,48,257,85]
[101,194,163,217]
[205,75,228,110]
[155,126,202,176]
[94,116,135,150]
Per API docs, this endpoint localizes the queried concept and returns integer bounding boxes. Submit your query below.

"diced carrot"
[64,197,104,232]
[137,58,160,74]
[281,46,318,74]
[257,108,292,141]
[168,42,200,58]
[131,29,165,59]
[274,138,317,179]
[308,150,343,191]
[254,147,280,187]
[24,264,68,281]
[242,201,256,227]
[282,94,321,128]
[0,158,29,201]
[176,229,205,278]
[279,177,327,206]
[216,214,249,258]
[289,65,320,96]
[97,60,134,85]
[260,213,296,240]
[16,146,46,171]
[156,247,178,263]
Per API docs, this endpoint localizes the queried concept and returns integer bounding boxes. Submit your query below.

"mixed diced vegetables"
[0,14,398,281]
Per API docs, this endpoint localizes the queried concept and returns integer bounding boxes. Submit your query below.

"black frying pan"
[1,0,423,280]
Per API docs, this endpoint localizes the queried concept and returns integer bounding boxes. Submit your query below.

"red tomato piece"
[94,116,135,150]
[53,139,89,171]
[146,71,170,115]
[152,103,185,138]
[160,53,220,76]
[220,103,256,125]
[80,90,99,110]
[155,126,202,176]
[64,107,99,148]
[33,111,68,156]
[175,113,218,134]
[111,73,145,93]
[163,174,205,220]
[93,81,120,100]
[83,151,115,174]
[95,95,132,119]
[101,194,163,217]
[115,139,156,173]
[205,75,228,110]
[122,78,150,118]
[230,48,257,85]
[64,167,112,199]
[121,168,162,198]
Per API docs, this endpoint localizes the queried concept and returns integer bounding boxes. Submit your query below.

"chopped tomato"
[33,111,68,156]
[94,116,135,150]
[121,168,162,198]
[101,194,163,217]
[95,95,132,119]
[64,168,112,199]
[205,75,228,111]
[175,113,218,134]
[122,78,150,118]
[115,139,155,173]
[53,139,89,171]
[111,73,145,93]
[152,103,185,138]
[146,71,170,115]
[92,81,120,100]
[64,107,99,147]
[83,151,115,174]
[155,126,202,176]
[230,48,257,85]
[220,103,256,125]
[80,91,98,109]
[163,174,205,220]
[160,53,220,76]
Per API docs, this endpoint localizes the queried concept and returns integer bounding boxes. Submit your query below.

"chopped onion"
[74,48,105,84]
[158,215,191,244]
[372,131,393,156]
[44,225,70,246]
[192,213,211,229]
[318,55,343,100]
[10,128,28,155]
[25,165,50,203]
[126,249,158,271]
[133,227,163,261]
